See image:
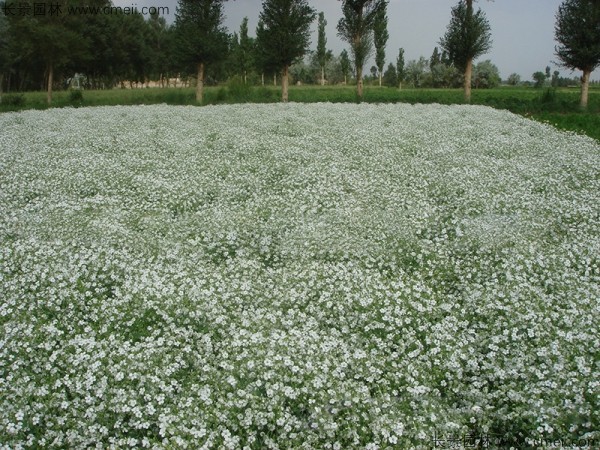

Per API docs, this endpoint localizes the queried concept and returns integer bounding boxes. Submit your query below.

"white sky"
[114,0,600,81]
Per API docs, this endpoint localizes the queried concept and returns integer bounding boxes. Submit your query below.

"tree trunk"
[580,69,590,110]
[273,73,276,86]
[321,66,325,86]
[357,65,363,98]
[261,73,264,86]
[0,73,3,104]
[464,58,472,103]
[282,66,289,103]
[47,62,53,106]
[244,71,247,85]
[196,62,204,103]
[379,72,382,87]
[344,75,347,85]
[399,81,402,90]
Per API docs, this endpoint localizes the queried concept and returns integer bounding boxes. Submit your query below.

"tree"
[430,47,441,71]
[533,71,547,88]
[238,17,254,84]
[0,12,10,103]
[472,59,500,88]
[340,49,351,84]
[256,0,316,102]
[256,0,317,102]
[382,62,397,87]
[147,12,171,87]
[174,0,229,103]
[373,2,388,87]
[316,12,329,85]
[507,73,521,86]
[6,0,88,105]
[370,65,378,80]
[396,47,405,89]
[552,70,560,87]
[554,0,600,109]
[405,57,427,88]
[440,0,492,102]
[337,0,387,98]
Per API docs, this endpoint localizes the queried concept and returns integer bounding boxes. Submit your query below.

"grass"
[1,84,599,141]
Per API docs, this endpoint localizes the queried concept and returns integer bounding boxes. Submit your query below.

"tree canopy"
[440,0,492,102]
[174,0,228,102]
[373,3,389,87]
[256,0,316,101]
[555,0,600,108]
[337,0,387,98]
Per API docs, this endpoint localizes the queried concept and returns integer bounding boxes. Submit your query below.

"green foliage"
[396,48,405,85]
[173,0,228,70]
[2,93,25,106]
[405,57,428,88]
[533,71,547,88]
[507,73,521,86]
[256,0,317,71]
[439,0,493,71]
[238,17,254,81]
[337,0,387,87]
[0,12,10,75]
[429,62,462,88]
[382,63,398,87]
[316,12,328,79]
[430,47,441,71]
[373,3,389,77]
[554,0,600,73]
[227,76,252,100]
[472,60,500,88]
[68,89,84,105]
[340,49,351,83]
[541,87,557,103]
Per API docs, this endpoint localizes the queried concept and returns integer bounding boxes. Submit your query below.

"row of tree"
[0,0,598,108]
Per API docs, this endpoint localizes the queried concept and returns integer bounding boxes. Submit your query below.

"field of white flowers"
[0,103,598,449]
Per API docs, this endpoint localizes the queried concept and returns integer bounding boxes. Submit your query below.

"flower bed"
[0,103,598,448]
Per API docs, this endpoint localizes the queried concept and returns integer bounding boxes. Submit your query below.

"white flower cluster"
[0,103,598,448]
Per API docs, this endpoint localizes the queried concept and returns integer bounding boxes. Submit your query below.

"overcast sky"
[115,0,599,81]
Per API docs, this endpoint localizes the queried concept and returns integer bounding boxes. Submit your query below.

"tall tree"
[147,12,171,87]
[440,0,492,102]
[256,0,316,102]
[254,19,273,86]
[6,0,87,105]
[396,47,405,89]
[555,0,600,109]
[337,0,386,98]
[430,47,441,71]
[0,12,10,103]
[340,49,351,84]
[373,2,388,87]
[382,62,397,87]
[238,17,254,84]
[316,12,328,85]
[174,0,228,103]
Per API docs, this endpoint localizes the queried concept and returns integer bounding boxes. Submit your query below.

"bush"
[69,89,84,106]
[227,76,252,102]
[2,93,26,106]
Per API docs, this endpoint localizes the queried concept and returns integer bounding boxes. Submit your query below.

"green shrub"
[227,76,252,102]
[2,93,26,106]
[69,89,84,105]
